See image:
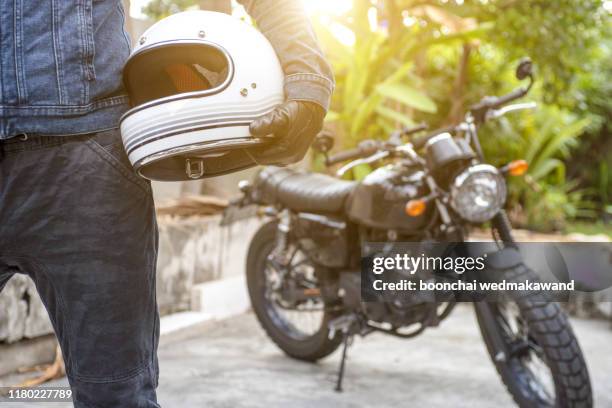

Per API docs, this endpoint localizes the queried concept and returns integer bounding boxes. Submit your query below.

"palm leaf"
[525,112,557,163]
[375,105,415,127]
[530,158,565,182]
[376,82,437,113]
[537,118,590,163]
[351,93,383,136]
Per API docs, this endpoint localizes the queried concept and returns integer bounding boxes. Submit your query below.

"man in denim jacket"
[0,1,333,406]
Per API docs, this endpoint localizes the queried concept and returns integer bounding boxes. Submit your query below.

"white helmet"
[120,11,285,181]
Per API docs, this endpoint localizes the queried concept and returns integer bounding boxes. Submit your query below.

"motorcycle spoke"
[492,300,556,406]
[262,245,326,339]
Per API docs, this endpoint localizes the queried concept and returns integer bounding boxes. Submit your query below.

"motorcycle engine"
[338,264,438,328]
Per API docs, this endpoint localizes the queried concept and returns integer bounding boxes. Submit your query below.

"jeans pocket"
[85,129,151,195]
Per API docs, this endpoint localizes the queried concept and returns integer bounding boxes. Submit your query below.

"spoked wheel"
[264,245,326,339]
[475,264,592,408]
[247,222,342,361]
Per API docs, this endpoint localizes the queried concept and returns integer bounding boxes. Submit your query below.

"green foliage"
[314,0,610,231]
[142,0,610,231]
[321,26,436,148]
[567,221,612,238]
[461,0,606,104]
[142,0,198,20]
[479,102,597,231]
[522,181,598,231]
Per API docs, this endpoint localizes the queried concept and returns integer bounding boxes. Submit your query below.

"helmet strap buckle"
[185,158,205,179]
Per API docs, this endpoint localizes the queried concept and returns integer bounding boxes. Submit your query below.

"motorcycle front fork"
[492,210,517,246]
[270,209,292,266]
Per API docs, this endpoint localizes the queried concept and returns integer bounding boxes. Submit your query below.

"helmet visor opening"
[124,42,232,107]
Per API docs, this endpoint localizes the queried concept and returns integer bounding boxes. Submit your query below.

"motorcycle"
[223,59,592,407]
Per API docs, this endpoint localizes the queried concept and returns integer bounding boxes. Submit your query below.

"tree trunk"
[446,43,472,125]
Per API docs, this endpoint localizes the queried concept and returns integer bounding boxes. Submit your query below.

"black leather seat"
[255,167,356,213]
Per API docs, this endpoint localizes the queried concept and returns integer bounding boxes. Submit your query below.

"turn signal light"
[507,159,529,176]
[405,199,426,217]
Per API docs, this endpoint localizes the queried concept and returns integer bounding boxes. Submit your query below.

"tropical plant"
[142,0,199,19]
[313,0,487,178]
[312,0,610,230]
[142,0,230,19]
[143,0,611,230]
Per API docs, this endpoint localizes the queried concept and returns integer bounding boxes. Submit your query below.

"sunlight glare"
[301,0,353,16]
[329,22,356,46]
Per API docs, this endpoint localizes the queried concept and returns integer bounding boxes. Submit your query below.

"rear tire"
[246,221,342,361]
[475,264,592,407]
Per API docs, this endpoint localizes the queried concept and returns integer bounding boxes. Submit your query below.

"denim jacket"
[0,0,334,140]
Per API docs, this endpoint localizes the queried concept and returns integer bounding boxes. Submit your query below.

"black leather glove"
[249,100,325,166]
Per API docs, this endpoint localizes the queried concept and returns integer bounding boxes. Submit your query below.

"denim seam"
[0,8,4,107]
[71,360,152,384]
[285,73,334,90]
[84,137,150,195]
[117,3,132,54]
[284,81,332,110]
[31,125,119,139]
[0,132,111,153]
[82,0,96,82]
[149,225,159,387]
[0,95,128,113]
[51,0,66,105]
[1,138,66,153]
[76,2,84,102]
[13,0,27,104]
[285,81,331,96]
[77,2,88,103]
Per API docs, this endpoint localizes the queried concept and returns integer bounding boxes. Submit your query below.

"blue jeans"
[0,129,160,407]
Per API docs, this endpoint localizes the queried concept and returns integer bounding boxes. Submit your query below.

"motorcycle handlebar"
[411,85,530,150]
[489,86,529,109]
[470,81,531,120]
[326,148,365,166]
[326,140,380,166]
[326,125,455,162]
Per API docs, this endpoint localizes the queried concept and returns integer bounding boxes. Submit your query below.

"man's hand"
[249,101,325,166]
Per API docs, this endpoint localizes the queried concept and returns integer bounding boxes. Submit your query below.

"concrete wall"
[151,167,259,206]
[0,214,610,376]
[0,215,262,344]
[0,276,54,344]
[3,219,610,345]
[155,214,261,314]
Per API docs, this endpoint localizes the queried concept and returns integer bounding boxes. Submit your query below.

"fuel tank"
[346,164,430,231]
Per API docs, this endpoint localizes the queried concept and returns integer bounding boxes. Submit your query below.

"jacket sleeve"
[237,0,335,111]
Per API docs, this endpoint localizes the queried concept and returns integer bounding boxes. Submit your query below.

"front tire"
[246,221,343,361]
[475,264,592,407]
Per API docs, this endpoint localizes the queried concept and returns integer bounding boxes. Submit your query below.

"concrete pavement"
[1,305,611,407]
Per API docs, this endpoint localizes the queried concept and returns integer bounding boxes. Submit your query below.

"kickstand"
[329,313,360,392]
[335,331,352,392]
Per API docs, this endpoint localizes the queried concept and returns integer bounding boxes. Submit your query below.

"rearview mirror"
[516,58,533,80]
[312,132,335,153]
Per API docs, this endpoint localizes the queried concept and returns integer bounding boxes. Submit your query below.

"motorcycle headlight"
[451,164,507,223]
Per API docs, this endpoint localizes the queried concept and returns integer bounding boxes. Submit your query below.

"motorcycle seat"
[255,166,356,213]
